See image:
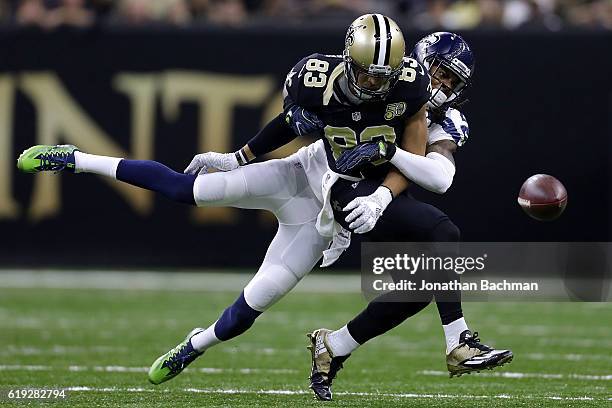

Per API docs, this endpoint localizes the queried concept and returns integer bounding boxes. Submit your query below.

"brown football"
[518,174,567,221]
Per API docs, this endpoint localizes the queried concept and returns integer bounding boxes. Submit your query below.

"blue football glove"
[336,141,397,173]
[285,105,324,136]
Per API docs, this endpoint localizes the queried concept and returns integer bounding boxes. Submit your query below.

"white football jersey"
[427,107,469,147]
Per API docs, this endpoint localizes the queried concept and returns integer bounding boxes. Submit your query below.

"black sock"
[435,301,464,325]
[346,292,432,345]
[116,159,197,205]
[429,222,464,325]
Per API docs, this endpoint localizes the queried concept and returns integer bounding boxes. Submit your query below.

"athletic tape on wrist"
[235,148,250,166]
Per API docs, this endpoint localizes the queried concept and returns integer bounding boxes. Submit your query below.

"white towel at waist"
[316,169,361,267]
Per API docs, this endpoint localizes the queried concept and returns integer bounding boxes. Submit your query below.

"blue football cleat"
[148,328,204,385]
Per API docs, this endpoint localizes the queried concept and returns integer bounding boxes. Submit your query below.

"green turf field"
[0,271,610,407]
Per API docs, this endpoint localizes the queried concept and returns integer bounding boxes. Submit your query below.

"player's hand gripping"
[184,152,239,175]
[344,186,393,234]
[285,105,324,136]
[336,141,396,173]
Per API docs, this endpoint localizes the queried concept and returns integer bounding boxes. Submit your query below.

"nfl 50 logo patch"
[384,102,406,120]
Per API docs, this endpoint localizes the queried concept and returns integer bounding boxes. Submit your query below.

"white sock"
[74,151,122,178]
[190,323,221,352]
[326,325,360,357]
[443,317,469,354]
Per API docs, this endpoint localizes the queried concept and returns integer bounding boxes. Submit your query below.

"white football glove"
[343,186,393,234]
[184,152,240,175]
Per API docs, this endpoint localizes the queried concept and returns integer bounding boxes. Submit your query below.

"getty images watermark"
[361,243,612,302]
[371,253,538,292]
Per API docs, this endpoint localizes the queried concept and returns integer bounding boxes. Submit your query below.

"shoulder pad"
[282,54,343,111]
[389,57,432,117]
[428,108,469,147]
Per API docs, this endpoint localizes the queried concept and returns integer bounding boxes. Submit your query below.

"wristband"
[235,147,251,166]
[380,141,397,160]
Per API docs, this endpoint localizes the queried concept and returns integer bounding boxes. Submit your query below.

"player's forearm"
[389,148,455,194]
[238,113,297,164]
[380,105,427,196]
[381,168,410,197]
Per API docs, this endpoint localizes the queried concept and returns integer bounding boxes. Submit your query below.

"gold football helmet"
[343,14,405,101]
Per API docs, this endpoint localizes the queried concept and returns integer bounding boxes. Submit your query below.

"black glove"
[285,105,324,136]
[336,141,396,173]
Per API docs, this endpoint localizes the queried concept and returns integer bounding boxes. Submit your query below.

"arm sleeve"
[389,149,456,194]
[246,113,297,157]
[428,108,470,147]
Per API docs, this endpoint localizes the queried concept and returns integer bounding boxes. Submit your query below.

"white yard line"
[495,325,612,338]
[0,270,361,293]
[8,345,609,363]
[0,364,297,375]
[358,350,612,363]
[419,370,612,381]
[1,345,127,356]
[523,352,612,362]
[2,364,610,382]
[0,365,49,371]
[60,386,611,401]
[538,338,612,348]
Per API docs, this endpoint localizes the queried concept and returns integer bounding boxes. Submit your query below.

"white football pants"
[192,145,331,311]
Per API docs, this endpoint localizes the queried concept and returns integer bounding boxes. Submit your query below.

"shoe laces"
[38,151,70,171]
[162,343,192,372]
[464,331,492,352]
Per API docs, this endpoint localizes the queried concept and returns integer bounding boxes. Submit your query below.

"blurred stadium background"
[3,0,612,29]
[0,1,611,406]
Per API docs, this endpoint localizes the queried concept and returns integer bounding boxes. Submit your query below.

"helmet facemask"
[343,51,403,102]
[426,57,471,110]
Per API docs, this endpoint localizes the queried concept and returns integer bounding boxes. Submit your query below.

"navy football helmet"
[410,32,475,112]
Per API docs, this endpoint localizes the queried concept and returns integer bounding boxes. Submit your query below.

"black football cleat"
[307,328,350,401]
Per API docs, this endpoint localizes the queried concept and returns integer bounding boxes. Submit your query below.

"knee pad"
[193,170,247,207]
[244,263,299,312]
[431,219,461,242]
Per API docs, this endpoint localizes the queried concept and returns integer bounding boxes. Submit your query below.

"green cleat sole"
[16,144,78,173]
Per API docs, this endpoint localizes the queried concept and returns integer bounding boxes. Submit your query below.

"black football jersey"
[283,53,431,179]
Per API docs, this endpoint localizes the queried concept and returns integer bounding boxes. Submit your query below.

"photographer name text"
[372,279,539,292]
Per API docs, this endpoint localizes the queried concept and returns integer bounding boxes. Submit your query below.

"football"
[518,174,568,221]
